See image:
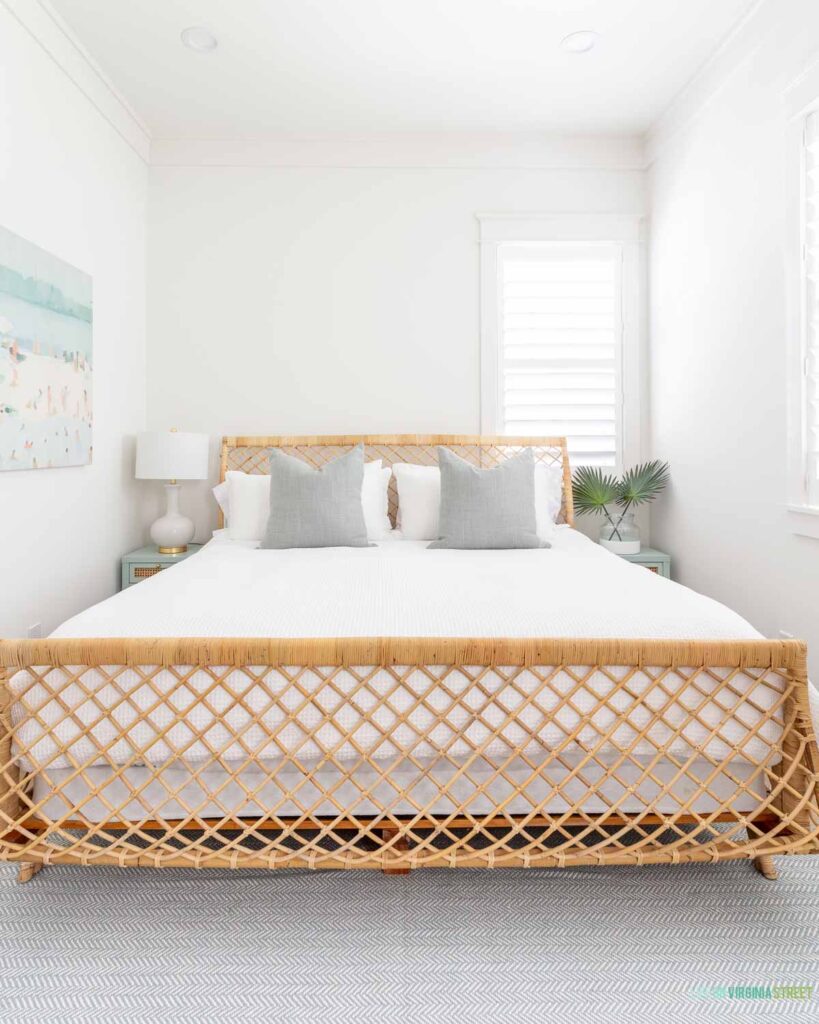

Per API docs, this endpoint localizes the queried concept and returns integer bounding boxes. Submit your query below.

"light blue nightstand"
[121,544,203,590]
[618,546,671,579]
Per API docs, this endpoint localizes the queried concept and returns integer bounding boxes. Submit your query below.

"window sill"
[787,505,819,539]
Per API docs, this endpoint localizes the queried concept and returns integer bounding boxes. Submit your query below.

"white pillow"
[393,459,563,544]
[226,471,270,541]
[362,464,393,539]
[534,462,563,542]
[393,464,441,541]
[212,480,230,520]
[221,462,391,542]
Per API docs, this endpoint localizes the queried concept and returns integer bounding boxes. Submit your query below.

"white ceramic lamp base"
[150,482,195,554]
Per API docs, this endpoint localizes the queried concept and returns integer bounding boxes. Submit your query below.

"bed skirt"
[0,636,817,873]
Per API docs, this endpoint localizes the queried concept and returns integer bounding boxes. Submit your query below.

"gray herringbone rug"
[1,859,818,1023]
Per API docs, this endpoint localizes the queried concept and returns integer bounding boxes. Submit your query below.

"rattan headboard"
[219,434,574,528]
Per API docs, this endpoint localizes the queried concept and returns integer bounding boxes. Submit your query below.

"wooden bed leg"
[16,862,43,884]
[381,829,411,876]
[753,855,778,881]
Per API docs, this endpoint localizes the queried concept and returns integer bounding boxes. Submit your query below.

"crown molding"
[149,133,646,171]
[783,49,819,120]
[0,3,646,173]
[4,0,779,174]
[645,0,767,164]
[1,0,151,162]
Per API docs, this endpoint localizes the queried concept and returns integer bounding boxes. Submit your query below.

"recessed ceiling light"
[561,30,598,54]
[181,26,218,53]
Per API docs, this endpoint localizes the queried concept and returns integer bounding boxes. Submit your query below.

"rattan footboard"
[0,637,817,873]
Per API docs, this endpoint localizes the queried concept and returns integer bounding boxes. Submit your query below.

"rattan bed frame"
[1,435,817,886]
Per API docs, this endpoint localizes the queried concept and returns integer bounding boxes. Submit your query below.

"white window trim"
[478,213,645,472]
[785,66,819,539]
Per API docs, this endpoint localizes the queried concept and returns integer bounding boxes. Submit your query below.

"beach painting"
[0,226,92,471]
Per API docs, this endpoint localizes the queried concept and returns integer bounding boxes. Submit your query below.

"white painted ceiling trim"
[1,0,151,162]
[0,0,647,174]
[7,0,770,171]
[149,134,646,170]
[41,0,760,156]
[645,0,770,163]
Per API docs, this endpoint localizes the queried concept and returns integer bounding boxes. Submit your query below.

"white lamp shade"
[136,431,209,480]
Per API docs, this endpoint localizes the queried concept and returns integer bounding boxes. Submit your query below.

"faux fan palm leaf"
[572,466,620,516]
[616,460,670,507]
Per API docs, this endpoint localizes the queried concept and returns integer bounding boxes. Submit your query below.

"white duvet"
[13,529,784,773]
[55,527,762,640]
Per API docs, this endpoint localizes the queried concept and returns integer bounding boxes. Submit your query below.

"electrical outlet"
[779,630,795,640]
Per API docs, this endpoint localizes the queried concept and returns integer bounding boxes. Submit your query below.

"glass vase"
[599,511,641,554]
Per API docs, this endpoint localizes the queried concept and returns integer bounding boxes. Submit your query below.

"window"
[787,101,819,534]
[801,110,819,506]
[770,68,819,533]
[479,215,641,471]
[497,242,621,466]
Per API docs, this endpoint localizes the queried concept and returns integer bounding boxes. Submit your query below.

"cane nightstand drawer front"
[121,544,203,589]
[129,563,166,584]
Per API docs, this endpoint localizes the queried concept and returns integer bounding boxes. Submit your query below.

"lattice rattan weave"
[0,437,816,881]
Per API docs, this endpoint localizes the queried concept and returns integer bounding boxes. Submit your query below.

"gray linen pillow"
[261,444,370,548]
[428,447,545,549]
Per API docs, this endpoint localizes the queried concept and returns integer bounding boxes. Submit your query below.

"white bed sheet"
[11,529,787,775]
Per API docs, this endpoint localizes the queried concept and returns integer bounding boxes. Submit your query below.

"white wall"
[648,0,819,670]
[0,3,148,637]
[147,143,645,536]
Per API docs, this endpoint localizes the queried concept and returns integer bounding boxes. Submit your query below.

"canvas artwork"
[0,226,92,471]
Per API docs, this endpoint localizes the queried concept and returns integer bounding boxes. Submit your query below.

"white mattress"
[33,757,767,823]
[11,529,786,775]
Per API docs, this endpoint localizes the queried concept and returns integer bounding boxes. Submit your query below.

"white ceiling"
[49,0,758,138]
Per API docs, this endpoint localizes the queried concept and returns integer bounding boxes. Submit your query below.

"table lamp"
[136,430,209,553]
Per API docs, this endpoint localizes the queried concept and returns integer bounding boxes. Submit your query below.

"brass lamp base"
[158,545,188,555]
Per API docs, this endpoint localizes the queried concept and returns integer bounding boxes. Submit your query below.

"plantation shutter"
[498,242,622,467]
[805,111,819,504]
